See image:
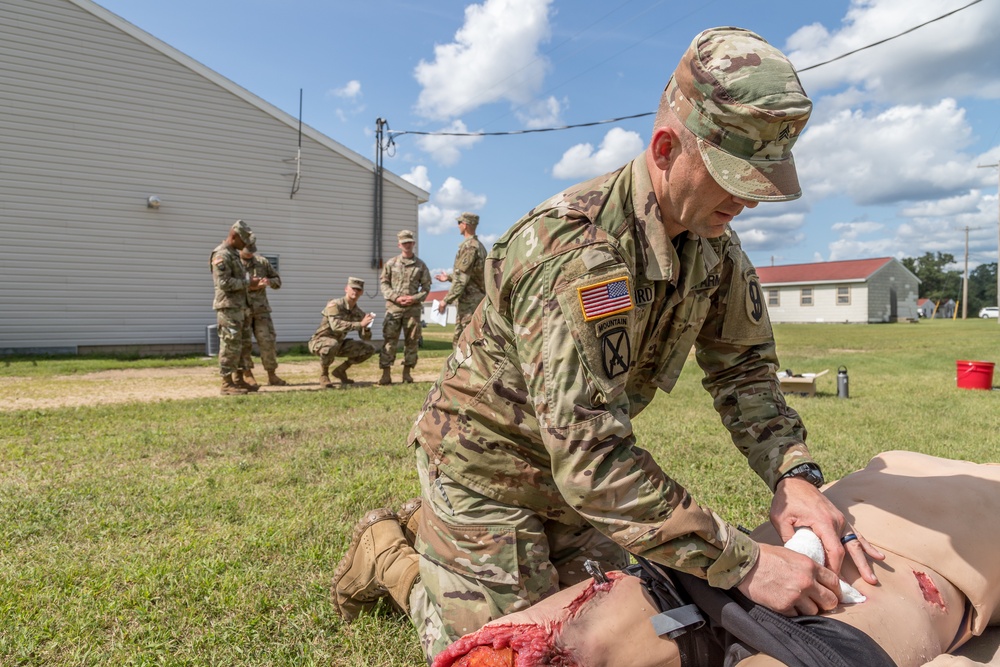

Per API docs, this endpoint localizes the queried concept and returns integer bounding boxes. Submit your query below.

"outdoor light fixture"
[147,195,161,209]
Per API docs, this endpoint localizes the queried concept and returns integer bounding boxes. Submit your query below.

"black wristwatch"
[778,463,824,488]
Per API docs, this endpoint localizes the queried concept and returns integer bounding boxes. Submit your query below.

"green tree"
[901,252,963,302]
[968,262,998,314]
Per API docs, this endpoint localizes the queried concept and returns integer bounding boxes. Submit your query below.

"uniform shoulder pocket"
[719,247,773,345]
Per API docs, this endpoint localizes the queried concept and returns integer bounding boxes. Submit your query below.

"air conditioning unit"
[206,324,220,357]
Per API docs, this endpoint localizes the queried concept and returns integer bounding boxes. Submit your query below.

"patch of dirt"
[0,361,441,411]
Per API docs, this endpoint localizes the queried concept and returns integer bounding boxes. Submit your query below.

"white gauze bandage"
[784,527,866,604]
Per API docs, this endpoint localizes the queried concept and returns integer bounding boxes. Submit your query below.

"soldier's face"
[345,285,362,304]
[399,241,415,257]
[657,128,758,239]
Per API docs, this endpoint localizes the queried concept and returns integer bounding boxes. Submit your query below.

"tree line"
[901,253,998,314]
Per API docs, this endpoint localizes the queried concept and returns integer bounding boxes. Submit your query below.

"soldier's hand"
[361,313,375,327]
[437,301,447,314]
[435,272,449,282]
[248,277,263,290]
[736,543,840,616]
[397,295,413,306]
[770,478,883,585]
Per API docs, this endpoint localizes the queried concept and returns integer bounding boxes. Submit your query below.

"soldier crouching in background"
[308,277,375,387]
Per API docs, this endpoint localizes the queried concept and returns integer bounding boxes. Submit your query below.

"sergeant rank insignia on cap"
[578,277,633,322]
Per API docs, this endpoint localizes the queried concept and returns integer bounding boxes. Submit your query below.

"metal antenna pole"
[373,118,386,271]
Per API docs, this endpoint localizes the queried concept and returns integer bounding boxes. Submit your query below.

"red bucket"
[956,360,995,390]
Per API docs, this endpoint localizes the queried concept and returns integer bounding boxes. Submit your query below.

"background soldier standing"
[238,248,287,388]
[308,277,375,387]
[378,230,431,385]
[435,212,487,348]
[210,219,258,396]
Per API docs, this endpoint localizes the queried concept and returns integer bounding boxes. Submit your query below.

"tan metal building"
[0,0,428,355]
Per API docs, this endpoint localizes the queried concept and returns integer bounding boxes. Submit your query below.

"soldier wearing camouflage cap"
[238,247,287,388]
[309,277,375,386]
[377,230,431,385]
[210,219,260,395]
[434,213,487,348]
[332,27,882,660]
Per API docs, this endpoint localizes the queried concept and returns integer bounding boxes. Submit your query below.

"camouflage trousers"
[308,336,375,366]
[379,310,421,368]
[408,447,629,662]
[216,306,251,376]
[239,311,279,372]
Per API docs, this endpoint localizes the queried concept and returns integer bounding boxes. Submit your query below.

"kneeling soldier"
[308,277,375,386]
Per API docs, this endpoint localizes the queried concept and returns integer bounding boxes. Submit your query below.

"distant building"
[916,298,935,319]
[0,0,428,355]
[757,258,920,324]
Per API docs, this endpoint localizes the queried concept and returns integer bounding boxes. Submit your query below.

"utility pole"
[979,163,1000,324]
[962,225,971,319]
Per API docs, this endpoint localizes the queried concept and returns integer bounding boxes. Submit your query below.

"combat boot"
[397,497,422,546]
[332,508,421,620]
[242,369,260,391]
[378,367,393,385]
[331,361,355,384]
[221,375,249,396]
[402,366,414,384]
[266,370,288,386]
[319,363,333,389]
[234,371,259,392]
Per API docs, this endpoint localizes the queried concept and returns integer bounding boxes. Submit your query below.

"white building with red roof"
[756,258,920,324]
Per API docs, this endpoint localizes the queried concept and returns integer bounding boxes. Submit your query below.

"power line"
[385,0,985,141]
[798,0,983,72]
[389,112,654,139]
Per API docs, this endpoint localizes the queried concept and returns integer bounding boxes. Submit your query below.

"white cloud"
[831,221,885,238]
[401,165,432,192]
[551,127,644,180]
[331,80,362,99]
[327,80,365,120]
[788,0,1000,104]
[732,211,807,252]
[796,99,989,205]
[414,0,554,120]
[418,177,487,235]
[479,233,499,251]
[415,120,484,166]
[900,190,984,218]
[516,96,563,129]
[820,192,999,264]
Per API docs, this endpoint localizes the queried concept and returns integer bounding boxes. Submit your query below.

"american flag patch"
[578,277,633,321]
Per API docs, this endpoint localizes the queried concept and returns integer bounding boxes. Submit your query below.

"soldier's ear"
[649,127,680,172]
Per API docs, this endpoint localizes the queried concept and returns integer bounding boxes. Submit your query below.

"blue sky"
[92,0,1000,278]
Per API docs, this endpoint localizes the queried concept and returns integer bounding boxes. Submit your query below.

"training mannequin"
[433,452,1000,667]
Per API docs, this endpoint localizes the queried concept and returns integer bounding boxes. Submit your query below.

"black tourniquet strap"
[672,570,897,667]
[628,558,725,667]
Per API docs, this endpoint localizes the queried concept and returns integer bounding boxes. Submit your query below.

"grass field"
[1,320,997,666]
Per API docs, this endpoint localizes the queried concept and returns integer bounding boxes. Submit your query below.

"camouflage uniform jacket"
[380,254,431,316]
[408,156,815,589]
[310,297,372,345]
[210,243,249,311]
[443,236,487,308]
[242,255,281,315]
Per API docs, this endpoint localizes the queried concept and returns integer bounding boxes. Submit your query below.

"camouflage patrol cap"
[397,229,415,243]
[232,219,253,242]
[347,276,364,290]
[664,27,812,202]
[457,212,479,227]
[244,232,257,253]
